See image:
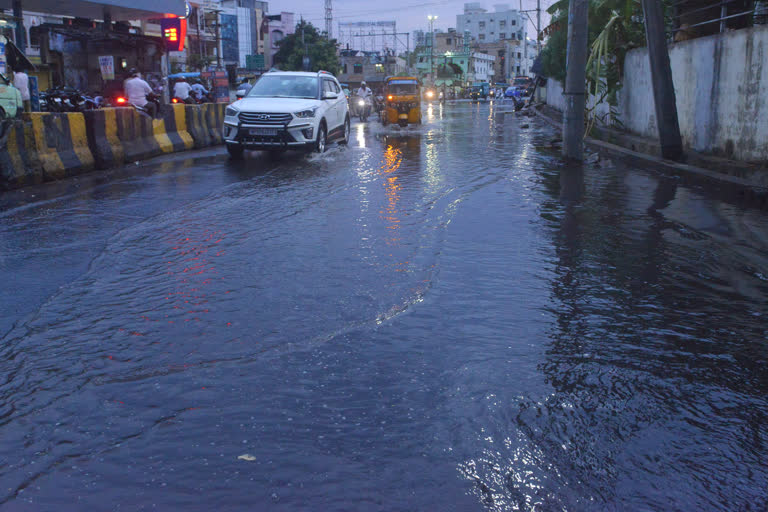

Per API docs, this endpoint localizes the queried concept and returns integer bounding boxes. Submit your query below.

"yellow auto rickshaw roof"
[386,77,419,83]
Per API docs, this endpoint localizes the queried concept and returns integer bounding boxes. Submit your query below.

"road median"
[1,103,226,191]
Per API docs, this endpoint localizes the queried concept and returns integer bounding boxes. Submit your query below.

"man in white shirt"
[173,77,193,104]
[124,69,156,117]
[13,69,30,112]
[356,81,372,99]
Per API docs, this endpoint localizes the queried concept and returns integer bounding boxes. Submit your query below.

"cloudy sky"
[274,0,550,41]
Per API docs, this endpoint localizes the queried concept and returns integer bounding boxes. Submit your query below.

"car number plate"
[249,128,278,136]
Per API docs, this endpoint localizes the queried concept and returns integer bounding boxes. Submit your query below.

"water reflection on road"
[0,101,766,510]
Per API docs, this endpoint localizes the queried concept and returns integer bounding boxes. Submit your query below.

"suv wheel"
[315,123,327,153]
[227,144,244,159]
[339,116,350,145]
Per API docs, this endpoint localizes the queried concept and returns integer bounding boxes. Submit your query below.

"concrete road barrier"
[185,104,213,149]
[153,104,194,154]
[0,119,42,190]
[205,103,226,145]
[26,112,95,181]
[2,103,226,191]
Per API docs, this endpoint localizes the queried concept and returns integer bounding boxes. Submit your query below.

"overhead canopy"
[0,0,185,20]
[4,39,36,70]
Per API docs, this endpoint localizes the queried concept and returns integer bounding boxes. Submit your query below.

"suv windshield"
[248,75,319,99]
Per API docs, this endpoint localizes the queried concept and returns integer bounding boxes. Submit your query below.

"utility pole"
[213,9,222,69]
[12,0,24,52]
[325,0,333,37]
[641,0,683,161]
[562,0,588,160]
[537,0,541,56]
[428,15,437,82]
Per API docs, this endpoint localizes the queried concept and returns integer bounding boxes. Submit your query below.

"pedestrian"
[124,68,157,118]
[173,77,193,104]
[13,68,30,112]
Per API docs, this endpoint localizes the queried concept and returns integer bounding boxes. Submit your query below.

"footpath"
[532,103,768,194]
[0,103,226,191]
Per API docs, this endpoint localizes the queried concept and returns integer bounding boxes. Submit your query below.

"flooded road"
[1,102,767,511]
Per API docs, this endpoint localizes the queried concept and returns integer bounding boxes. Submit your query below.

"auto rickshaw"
[381,76,421,127]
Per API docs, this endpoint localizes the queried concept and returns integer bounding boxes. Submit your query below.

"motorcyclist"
[173,77,194,104]
[356,81,373,118]
[356,81,372,99]
[124,68,157,117]
[191,79,210,102]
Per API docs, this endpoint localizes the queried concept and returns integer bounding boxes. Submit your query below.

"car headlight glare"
[225,106,239,117]
[294,107,318,118]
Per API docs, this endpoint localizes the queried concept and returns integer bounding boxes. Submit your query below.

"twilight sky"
[275,0,550,43]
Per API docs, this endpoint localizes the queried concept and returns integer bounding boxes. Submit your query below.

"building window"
[512,20,516,26]
[517,52,521,58]
[479,34,485,40]
[419,56,425,63]
[466,19,470,23]
[375,63,384,73]
[343,63,348,73]
[479,21,485,28]
[499,33,505,39]
[446,38,451,45]
[354,63,363,74]
[500,20,506,27]
[516,66,520,73]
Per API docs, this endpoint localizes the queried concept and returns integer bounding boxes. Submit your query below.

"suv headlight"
[225,106,239,117]
[294,107,318,118]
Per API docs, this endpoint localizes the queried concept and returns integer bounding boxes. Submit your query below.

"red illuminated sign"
[161,18,187,52]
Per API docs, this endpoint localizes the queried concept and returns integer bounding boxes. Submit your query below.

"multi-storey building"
[456,2,526,44]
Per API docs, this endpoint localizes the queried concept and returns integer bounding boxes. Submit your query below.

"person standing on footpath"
[13,68,30,112]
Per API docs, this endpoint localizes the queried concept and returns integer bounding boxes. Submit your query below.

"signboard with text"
[98,55,115,80]
[203,70,229,103]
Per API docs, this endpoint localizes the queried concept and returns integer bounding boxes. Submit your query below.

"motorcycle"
[356,96,373,122]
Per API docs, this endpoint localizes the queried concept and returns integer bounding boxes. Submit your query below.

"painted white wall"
[546,25,768,161]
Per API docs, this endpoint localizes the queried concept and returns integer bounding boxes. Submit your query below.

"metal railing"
[670,0,761,35]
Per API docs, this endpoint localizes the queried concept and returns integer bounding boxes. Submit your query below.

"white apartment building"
[456,2,526,43]
[470,51,495,82]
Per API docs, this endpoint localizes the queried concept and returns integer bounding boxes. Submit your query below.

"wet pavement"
[1,102,767,511]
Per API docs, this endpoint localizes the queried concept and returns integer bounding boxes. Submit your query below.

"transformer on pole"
[325,0,333,37]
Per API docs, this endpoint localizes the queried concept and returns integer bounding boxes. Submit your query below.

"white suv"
[223,70,350,157]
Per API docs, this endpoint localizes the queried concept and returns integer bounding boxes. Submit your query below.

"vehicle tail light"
[116,97,127,104]
[172,98,179,104]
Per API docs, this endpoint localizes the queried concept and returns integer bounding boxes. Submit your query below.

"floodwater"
[1,101,766,511]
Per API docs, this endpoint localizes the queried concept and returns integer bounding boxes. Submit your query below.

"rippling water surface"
[1,102,767,510]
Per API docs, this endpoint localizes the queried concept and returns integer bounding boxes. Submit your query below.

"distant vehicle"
[223,70,350,157]
[506,76,534,98]
[469,82,490,101]
[0,73,23,119]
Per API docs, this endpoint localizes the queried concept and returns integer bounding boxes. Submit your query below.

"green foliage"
[541,0,648,103]
[187,54,214,72]
[273,21,340,73]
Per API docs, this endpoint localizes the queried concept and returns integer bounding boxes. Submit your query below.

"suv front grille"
[239,112,293,125]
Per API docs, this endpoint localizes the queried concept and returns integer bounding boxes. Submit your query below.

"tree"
[188,53,214,72]
[273,21,340,73]
[540,0,653,130]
